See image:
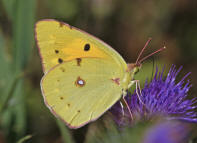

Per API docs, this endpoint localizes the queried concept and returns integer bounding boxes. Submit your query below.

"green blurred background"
[0,0,197,143]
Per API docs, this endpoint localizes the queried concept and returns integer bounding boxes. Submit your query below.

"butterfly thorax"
[121,63,141,90]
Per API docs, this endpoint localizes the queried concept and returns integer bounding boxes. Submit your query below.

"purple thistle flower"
[142,121,191,143]
[111,65,197,125]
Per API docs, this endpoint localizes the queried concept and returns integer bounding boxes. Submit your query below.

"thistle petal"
[143,121,190,143]
[111,65,197,125]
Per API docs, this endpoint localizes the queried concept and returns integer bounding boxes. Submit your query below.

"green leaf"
[16,134,32,143]
[56,119,74,143]
[1,0,17,20]
[13,0,36,71]
[0,0,36,140]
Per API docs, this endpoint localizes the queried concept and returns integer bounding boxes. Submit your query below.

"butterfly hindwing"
[41,58,124,128]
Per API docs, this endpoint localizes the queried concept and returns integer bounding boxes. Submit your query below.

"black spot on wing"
[58,58,63,64]
[84,43,90,51]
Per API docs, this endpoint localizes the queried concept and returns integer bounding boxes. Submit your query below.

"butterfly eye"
[84,43,90,51]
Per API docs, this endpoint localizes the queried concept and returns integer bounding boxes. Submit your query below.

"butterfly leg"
[120,101,125,116]
[128,80,135,89]
[122,96,133,121]
[119,90,127,117]
[129,80,146,106]
[120,90,133,121]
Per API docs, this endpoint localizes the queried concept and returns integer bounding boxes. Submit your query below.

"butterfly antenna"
[135,38,152,65]
[138,46,166,64]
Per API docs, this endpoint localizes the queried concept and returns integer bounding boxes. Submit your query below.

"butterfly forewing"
[35,19,127,73]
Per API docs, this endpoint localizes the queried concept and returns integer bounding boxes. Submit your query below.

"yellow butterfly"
[35,19,161,129]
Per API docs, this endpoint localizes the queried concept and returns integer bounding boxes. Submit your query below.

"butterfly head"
[127,38,166,78]
[127,63,141,76]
